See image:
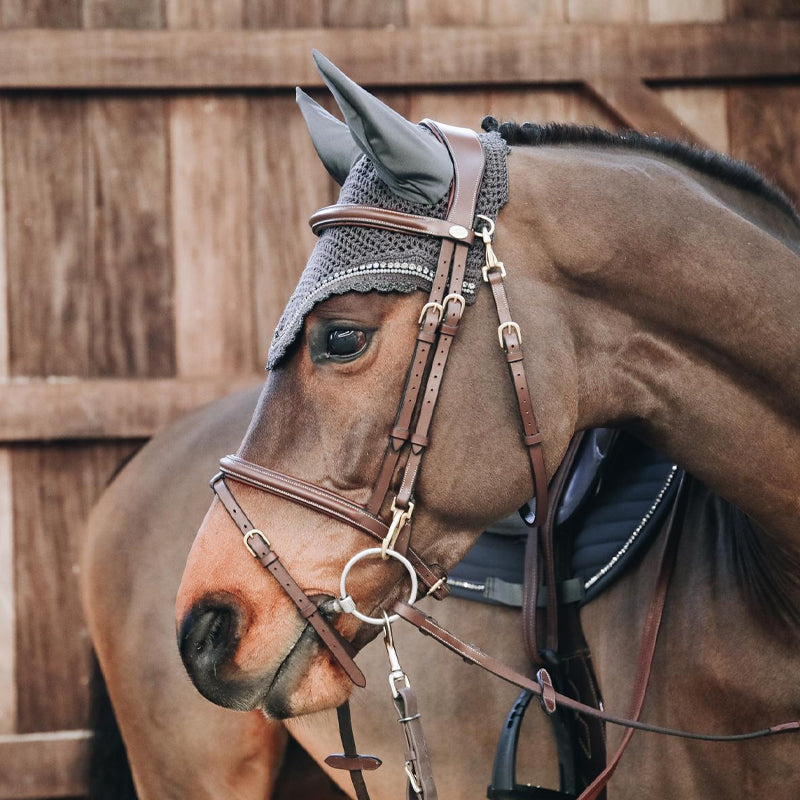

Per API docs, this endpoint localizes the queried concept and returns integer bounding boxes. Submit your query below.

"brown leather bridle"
[209,121,799,800]
[211,120,548,671]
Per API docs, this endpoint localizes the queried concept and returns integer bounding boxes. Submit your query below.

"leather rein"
[209,121,799,799]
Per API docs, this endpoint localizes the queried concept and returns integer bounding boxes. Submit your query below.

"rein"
[210,121,799,799]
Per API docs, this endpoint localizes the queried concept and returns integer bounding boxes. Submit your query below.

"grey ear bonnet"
[267,57,509,370]
[312,50,454,205]
[295,88,360,185]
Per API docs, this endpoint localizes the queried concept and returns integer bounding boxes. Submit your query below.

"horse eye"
[326,329,368,359]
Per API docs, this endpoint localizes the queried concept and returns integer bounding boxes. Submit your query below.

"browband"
[310,204,477,244]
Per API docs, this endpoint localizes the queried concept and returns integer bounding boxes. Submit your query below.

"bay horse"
[84,54,800,799]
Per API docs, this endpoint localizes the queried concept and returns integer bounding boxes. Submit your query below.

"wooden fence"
[0,1,798,798]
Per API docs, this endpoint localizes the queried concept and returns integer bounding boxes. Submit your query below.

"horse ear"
[296,88,361,185]
[312,50,453,205]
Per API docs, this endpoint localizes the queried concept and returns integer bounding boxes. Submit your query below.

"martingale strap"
[392,598,800,744]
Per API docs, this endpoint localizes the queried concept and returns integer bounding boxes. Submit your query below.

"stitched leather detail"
[311,204,476,244]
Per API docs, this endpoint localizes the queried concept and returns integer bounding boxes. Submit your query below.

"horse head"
[174,54,576,718]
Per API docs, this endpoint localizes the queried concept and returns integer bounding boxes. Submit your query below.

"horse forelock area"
[481,116,800,227]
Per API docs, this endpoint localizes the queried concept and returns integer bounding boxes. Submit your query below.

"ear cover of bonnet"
[267,53,509,369]
[295,88,360,186]
[311,50,454,205]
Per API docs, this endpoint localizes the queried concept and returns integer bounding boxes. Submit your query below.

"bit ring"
[337,548,418,625]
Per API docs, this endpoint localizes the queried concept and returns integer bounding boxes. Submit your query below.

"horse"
[83,385,550,799]
[84,52,800,799]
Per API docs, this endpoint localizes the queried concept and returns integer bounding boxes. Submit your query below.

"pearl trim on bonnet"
[267,130,509,369]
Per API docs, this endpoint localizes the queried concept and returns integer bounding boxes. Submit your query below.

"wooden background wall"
[0,1,798,798]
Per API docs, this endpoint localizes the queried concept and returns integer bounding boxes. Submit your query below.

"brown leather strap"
[575,473,685,800]
[326,702,381,800]
[394,241,469,513]
[218,455,448,599]
[523,433,587,665]
[366,236,459,518]
[392,122,485,513]
[311,204,476,244]
[211,474,367,688]
[366,123,484,521]
[486,268,549,523]
[220,455,389,540]
[394,685,438,800]
[392,600,800,741]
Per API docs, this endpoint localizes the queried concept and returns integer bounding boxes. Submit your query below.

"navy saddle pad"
[448,432,679,607]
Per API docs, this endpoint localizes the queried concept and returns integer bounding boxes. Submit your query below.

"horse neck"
[506,144,800,545]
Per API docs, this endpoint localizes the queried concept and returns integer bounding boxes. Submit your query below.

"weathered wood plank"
[0,377,262,441]
[489,0,566,23]
[728,84,800,206]
[486,87,618,129]
[408,89,492,130]
[3,96,88,377]
[728,0,800,19]
[406,0,483,25]
[0,449,13,736]
[0,106,13,736]
[244,0,324,27]
[249,94,333,367]
[655,86,729,152]
[170,95,256,375]
[324,0,405,26]
[0,23,798,88]
[585,78,711,147]
[12,442,142,736]
[0,103,7,379]
[166,0,243,29]
[646,0,727,152]
[647,0,725,22]
[13,445,101,732]
[0,730,90,799]
[86,97,175,378]
[0,0,80,28]
[568,0,645,22]
[81,0,164,29]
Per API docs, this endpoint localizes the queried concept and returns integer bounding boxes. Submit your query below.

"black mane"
[482,117,800,225]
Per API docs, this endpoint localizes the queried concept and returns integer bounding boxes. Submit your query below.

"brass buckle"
[498,321,522,350]
[442,293,465,321]
[418,301,444,326]
[382,498,415,559]
[243,528,271,557]
[425,575,447,597]
[482,257,506,283]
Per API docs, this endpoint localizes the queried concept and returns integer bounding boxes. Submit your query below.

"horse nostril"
[179,604,240,681]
